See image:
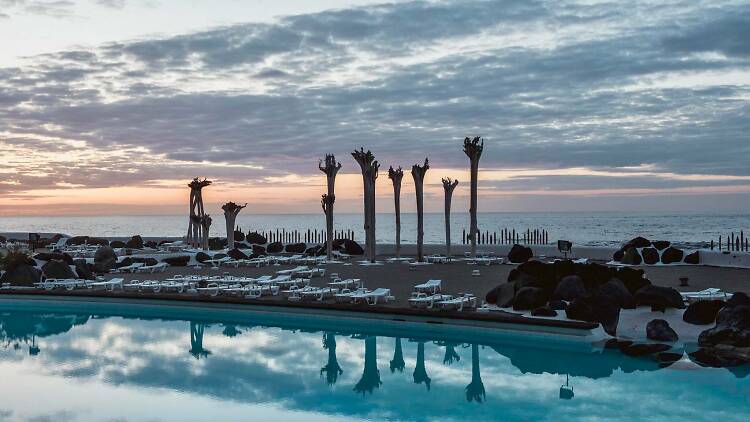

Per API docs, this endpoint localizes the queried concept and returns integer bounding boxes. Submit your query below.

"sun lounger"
[408,292,453,309]
[436,293,477,311]
[89,278,124,291]
[681,288,732,302]
[276,266,309,276]
[334,287,369,303]
[328,278,361,290]
[351,288,394,305]
[113,262,146,273]
[135,262,169,273]
[245,284,280,298]
[299,287,338,301]
[414,279,442,294]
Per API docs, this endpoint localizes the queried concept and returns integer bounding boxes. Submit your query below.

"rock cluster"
[484,260,687,336]
[613,237,699,265]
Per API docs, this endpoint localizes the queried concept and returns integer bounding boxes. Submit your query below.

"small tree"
[442,177,459,257]
[388,166,404,258]
[465,344,486,403]
[413,341,431,391]
[463,136,483,257]
[319,154,342,261]
[222,202,246,250]
[352,148,379,263]
[411,158,429,262]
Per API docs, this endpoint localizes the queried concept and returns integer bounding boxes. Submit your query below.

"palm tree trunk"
[411,159,429,262]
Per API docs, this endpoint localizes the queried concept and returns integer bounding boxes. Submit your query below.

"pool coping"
[0,289,599,338]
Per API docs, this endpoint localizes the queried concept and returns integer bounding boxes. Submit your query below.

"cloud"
[95,0,126,8]
[0,0,749,208]
[0,0,76,17]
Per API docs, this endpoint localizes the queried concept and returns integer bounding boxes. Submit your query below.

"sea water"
[0,300,748,422]
[1,212,748,247]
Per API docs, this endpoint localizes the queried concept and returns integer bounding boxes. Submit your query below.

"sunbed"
[414,279,442,294]
[408,292,453,309]
[351,288,394,305]
[436,294,477,311]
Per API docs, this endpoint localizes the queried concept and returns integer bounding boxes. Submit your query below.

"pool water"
[0,300,748,422]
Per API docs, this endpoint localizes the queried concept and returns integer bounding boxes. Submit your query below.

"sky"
[0,0,749,216]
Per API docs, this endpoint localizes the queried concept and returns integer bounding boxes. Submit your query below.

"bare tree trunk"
[319,155,341,261]
[222,202,247,250]
[187,178,212,248]
[352,148,379,263]
[388,167,404,258]
[463,137,484,257]
[411,158,429,262]
[442,178,459,257]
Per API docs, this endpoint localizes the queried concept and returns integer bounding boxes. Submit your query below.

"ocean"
[1,212,748,248]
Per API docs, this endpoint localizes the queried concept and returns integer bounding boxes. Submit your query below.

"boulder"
[553,275,588,301]
[698,294,750,347]
[213,253,228,260]
[598,278,635,309]
[285,243,306,253]
[641,247,659,265]
[73,259,94,280]
[0,263,41,286]
[684,251,700,265]
[531,305,557,317]
[690,346,750,368]
[343,239,364,256]
[42,260,77,279]
[647,319,679,342]
[613,249,624,262]
[619,343,672,357]
[566,296,621,336]
[683,300,725,325]
[125,235,144,249]
[652,240,671,250]
[195,252,211,263]
[208,237,227,251]
[548,299,567,310]
[616,267,651,295]
[332,238,347,251]
[513,287,548,311]
[614,237,652,261]
[267,242,284,254]
[485,282,515,307]
[93,246,117,273]
[621,247,642,265]
[162,256,190,267]
[144,240,158,249]
[246,232,267,245]
[234,230,245,242]
[508,244,533,263]
[33,252,73,265]
[227,248,248,260]
[110,240,126,248]
[252,245,267,256]
[66,236,89,246]
[634,285,685,310]
[660,247,684,264]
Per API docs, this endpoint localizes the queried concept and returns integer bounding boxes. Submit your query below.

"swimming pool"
[0,298,748,421]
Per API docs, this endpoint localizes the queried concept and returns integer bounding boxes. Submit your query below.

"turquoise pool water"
[0,300,748,422]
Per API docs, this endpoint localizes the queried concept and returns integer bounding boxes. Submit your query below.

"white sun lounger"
[89,278,124,291]
[113,262,146,273]
[328,278,361,290]
[135,262,169,273]
[276,266,308,276]
[436,294,477,311]
[408,292,453,309]
[351,288,394,305]
[681,288,733,303]
[299,287,338,301]
[334,287,369,303]
[414,279,442,294]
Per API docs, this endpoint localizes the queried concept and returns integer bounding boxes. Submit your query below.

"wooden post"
[388,166,404,258]
[463,136,484,257]
[442,177,458,258]
[412,158,429,262]
[352,148,380,263]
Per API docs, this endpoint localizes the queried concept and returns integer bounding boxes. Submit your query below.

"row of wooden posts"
[258,229,356,245]
[461,228,550,245]
[711,231,750,251]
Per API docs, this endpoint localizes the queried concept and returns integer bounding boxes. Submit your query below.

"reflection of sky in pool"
[0,302,748,422]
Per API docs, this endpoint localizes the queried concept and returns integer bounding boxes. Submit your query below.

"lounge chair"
[276,266,308,276]
[414,279,442,294]
[89,278,124,291]
[136,262,168,273]
[334,287,369,303]
[114,262,146,273]
[436,293,477,311]
[408,292,453,309]
[299,287,338,301]
[328,278,361,290]
[351,288,394,305]
[681,288,732,303]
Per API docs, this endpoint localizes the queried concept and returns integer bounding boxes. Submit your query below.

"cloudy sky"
[1,0,749,215]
